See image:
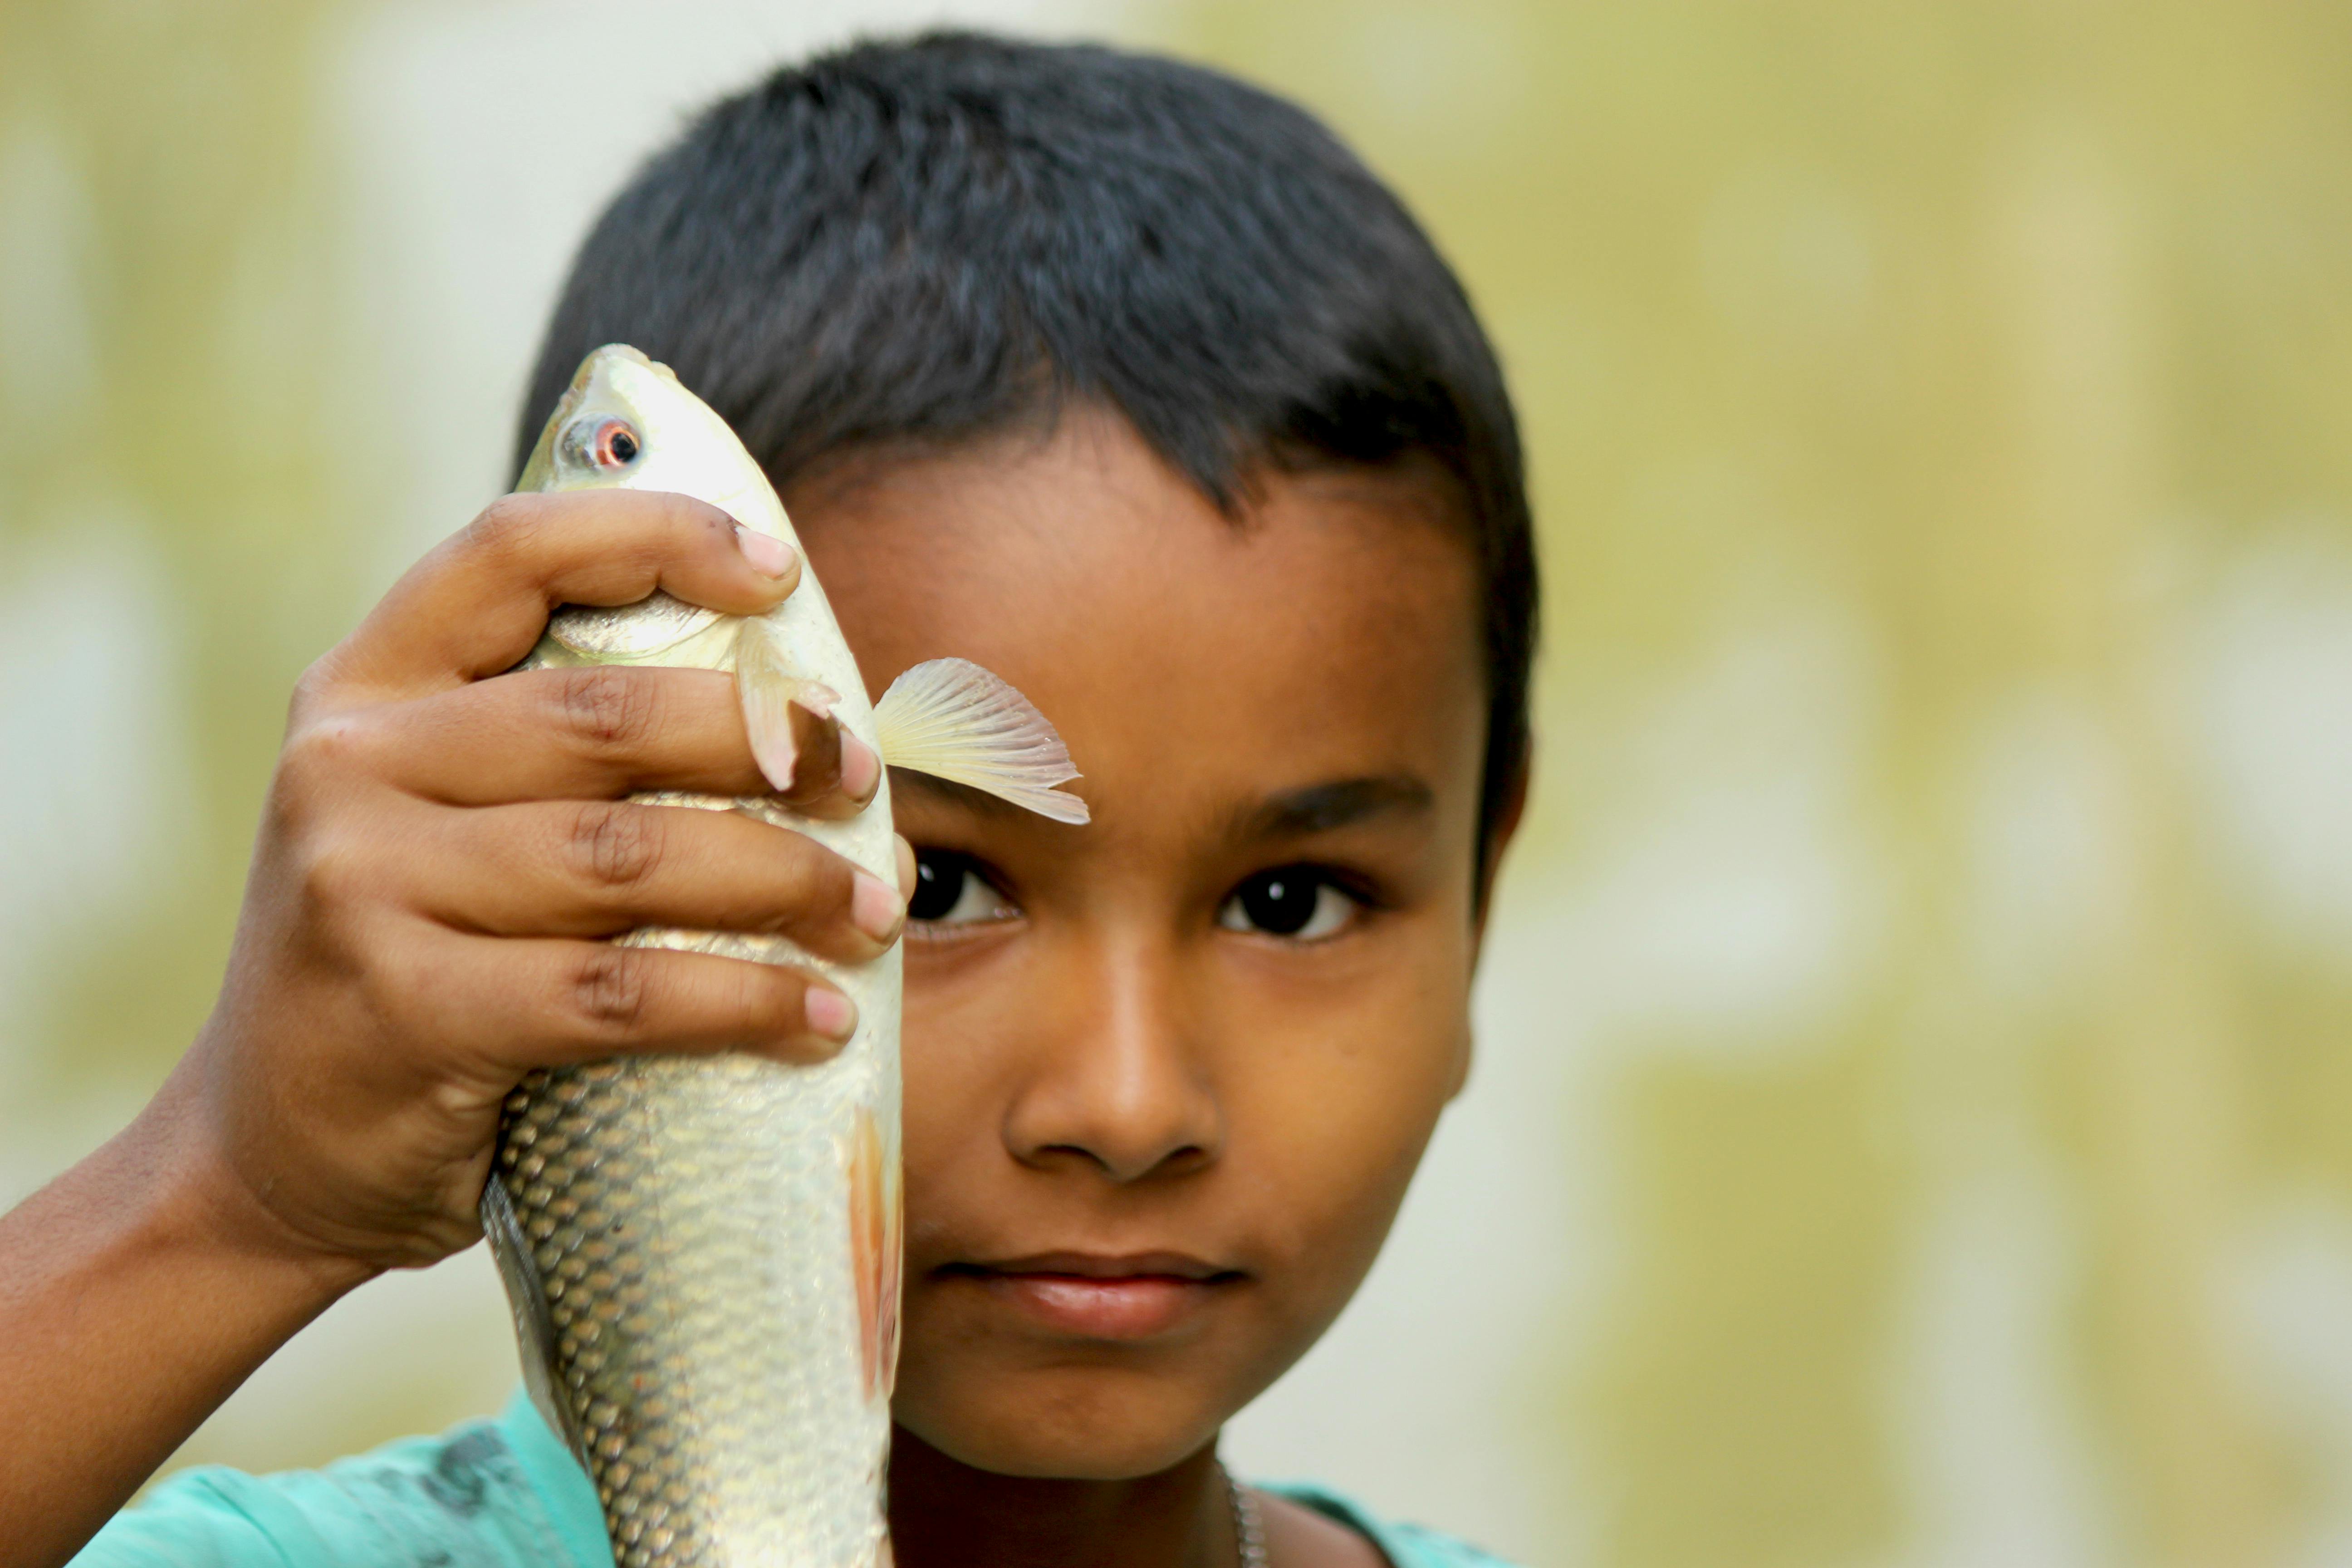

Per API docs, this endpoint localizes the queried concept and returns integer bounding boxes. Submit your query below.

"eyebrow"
[1234,774,1435,842]
[887,768,1030,819]
[891,767,1435,839]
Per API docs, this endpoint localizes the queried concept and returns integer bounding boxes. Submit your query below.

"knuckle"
[282,710,375,781]
[268,713,378,833]
[292,829,377,921]
[808,862,856,931]
[690,500,739,550]
[465,492,550,559]
[747,838,840,937]
[568,802,664,890]
[728,960,786,1030]
[353,924,432,1034]
[555,665,659,753]
[289,657,342,719]
[570,946,652,1033]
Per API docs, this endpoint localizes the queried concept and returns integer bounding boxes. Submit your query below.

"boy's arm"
[0,1102,372,1567]
[0,492,909,1568]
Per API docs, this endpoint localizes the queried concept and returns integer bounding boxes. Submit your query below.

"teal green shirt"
[74,1391,1516,1568]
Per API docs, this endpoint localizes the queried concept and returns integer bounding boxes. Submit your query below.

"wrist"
[111,1071,384,1312]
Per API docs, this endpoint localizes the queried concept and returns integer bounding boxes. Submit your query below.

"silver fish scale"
[496,973,893,1568]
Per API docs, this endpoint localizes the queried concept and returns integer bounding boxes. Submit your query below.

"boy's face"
[790,411,1504,1480]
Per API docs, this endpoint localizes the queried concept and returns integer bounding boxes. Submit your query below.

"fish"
[479,343,1088,1568]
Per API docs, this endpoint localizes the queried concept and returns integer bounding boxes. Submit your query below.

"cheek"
[1218,917,1475,1316]
[893,977,1013,1216]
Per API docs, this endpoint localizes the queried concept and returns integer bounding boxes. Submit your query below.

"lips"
[936,1251,1244,1340]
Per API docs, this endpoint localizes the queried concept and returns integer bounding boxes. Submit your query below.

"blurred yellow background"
[6,3,2352,1565]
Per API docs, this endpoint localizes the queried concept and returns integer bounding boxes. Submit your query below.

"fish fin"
[879,1140,903,1398]
[481,1172,588,1469]
[848,1108,887,1405]
[871,658,1090,824]
[735,618,843,797]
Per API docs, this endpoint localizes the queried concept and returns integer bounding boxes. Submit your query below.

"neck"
[887,1425,1234,1568]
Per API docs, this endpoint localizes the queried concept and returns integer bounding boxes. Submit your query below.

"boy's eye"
[1216,867,1359,940]
[906,851,1017,927]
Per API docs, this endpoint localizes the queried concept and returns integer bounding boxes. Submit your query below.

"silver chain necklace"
[1220,1462,1269,1568]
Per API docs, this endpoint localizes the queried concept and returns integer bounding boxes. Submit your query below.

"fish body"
[482,346,1081,1568]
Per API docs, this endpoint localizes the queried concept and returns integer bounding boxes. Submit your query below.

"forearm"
[0,1088,375,1568]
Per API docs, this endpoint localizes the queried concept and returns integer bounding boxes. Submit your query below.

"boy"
[0,31,1536,1568]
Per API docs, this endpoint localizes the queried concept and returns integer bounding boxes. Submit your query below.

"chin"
[895,1366,1230,1479]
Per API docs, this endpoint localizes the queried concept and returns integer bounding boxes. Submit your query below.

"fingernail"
[840,733,881,803]
[894,834,916,899]
[851,871,904,943]
[805,985,858,1042]
[735,524,795,578]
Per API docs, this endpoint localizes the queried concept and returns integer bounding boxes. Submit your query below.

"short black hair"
[521,31,1536,884]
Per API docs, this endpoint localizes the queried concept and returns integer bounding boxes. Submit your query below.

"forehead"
[787,414,1487,825]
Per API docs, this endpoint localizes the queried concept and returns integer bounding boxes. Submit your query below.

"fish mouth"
[935,1252,1246,1340]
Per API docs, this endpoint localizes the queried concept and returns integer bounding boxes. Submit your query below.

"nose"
[1002,932,1222,1183]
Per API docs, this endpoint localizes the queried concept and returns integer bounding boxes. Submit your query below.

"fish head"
[519,344,796,659]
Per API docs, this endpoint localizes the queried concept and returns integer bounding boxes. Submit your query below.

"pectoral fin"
[736,619,844,798]
[872,658,1090,824]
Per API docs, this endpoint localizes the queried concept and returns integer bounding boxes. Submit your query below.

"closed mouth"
[933,1252,1247,1340]
[949,1250,1241,1282]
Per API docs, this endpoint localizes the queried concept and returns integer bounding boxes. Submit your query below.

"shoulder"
[70,1392,607,1568]
[1258,1482,1522,1568]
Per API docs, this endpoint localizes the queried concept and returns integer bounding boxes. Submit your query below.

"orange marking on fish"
[848,1106,902,1403]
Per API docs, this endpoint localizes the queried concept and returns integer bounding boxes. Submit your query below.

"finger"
[740,678,883,821]
[319,490,800,700]
[735,620,881,820]
[408,799,905,960]
[402,925,861,1071]
[338,666,877,821]
[365,667,762,804]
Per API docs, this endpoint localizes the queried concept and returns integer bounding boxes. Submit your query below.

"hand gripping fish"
[480,344,1088,1568]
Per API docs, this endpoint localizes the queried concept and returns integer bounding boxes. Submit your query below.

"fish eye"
[560,416,642,471]
[905,851,1019,931]
[1216,867,1359,940]
[593,420,640,467]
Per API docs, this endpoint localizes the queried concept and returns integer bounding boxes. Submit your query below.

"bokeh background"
[6,2,2352,1564]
